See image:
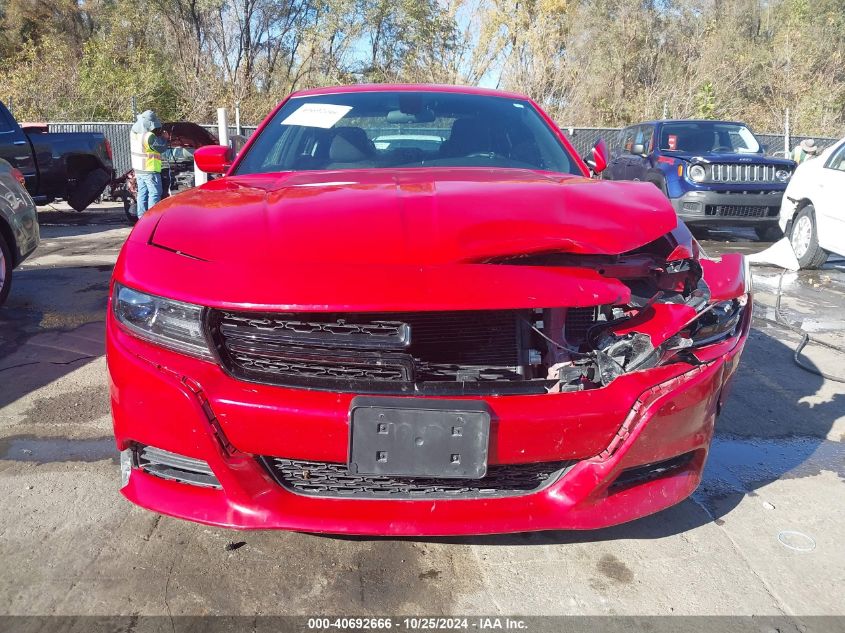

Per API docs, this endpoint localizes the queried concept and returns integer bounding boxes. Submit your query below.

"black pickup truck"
[0,100,113,211]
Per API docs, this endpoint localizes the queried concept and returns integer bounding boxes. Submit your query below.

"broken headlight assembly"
[685,296,747,348]
[576,295,748,390]
[112,282,213,359]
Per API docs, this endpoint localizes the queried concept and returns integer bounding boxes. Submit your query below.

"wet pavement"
[0,204,843,616]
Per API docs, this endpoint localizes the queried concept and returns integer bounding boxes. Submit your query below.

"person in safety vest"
[130,110,169,218]
[792,138,819,164]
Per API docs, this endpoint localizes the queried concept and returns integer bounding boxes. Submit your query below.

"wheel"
[647,178,669,198]
[754,224,783,242]
[123,197,138,225]
[0,232,12,307]
[67,167,111,212]
[789,205,829,269]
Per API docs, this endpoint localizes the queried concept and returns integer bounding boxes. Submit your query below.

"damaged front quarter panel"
[489,232,749,394]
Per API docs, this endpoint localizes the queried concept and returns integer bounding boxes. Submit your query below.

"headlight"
[688,164,707,183]
[775,169,791,182]
[112,283,213,359]
[688,297,746,347]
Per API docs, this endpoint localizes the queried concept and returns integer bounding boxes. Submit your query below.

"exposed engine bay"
[511,249,746,392]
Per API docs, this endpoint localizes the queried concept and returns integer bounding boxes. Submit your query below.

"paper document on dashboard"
[281,104,352,129]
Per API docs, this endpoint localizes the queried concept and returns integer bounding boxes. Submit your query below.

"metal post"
[217,107,229,148]
[784,107,790,156]
[194,160,208,187]
[235,101,242,137]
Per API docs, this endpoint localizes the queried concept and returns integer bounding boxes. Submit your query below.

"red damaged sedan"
[107,85,751,535]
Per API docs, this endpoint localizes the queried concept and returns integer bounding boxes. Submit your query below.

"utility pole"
[131,95,137,120]
[662,100,669,119]
[784,31,791,156]
[235,101,242,137]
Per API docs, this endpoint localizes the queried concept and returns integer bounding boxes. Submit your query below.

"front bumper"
[672,190,784,226]
[108,303,750,535]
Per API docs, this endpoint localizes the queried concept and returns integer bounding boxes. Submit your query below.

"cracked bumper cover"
[108,302,750,536]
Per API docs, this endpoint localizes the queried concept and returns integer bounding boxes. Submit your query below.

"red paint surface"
[109,84,750,534]
[112,327,744,534]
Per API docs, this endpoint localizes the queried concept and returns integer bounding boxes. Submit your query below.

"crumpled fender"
[700,253,749,301]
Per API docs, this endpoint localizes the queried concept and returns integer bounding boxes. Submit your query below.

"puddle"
[22,386,110,426]
[0,435,117,464]
[696,435,845,504]
[777,530,816,552]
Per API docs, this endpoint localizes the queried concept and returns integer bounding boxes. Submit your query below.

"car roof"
[289,83,531,101]
[632,119,748,127]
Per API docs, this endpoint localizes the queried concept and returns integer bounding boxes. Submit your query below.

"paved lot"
[0,204,843,616]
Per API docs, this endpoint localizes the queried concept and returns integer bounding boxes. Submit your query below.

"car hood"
[664,151,794,166]
[147,168,677,266]
[163,121,218,148]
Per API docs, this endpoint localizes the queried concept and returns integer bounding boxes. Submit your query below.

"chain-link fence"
[48,122,258,176]
[49,121,841,179]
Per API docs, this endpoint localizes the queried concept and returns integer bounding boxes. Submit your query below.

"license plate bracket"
[348,397,491,479]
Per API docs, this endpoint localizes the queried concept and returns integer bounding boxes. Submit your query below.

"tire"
[68,167,111,212]
[789,205,829,269]
[647,178,669,198]
[754,224,783,242]
[0,232,12,308]
[123,196,138,225]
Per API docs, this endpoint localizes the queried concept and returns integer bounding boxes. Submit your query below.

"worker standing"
[130,110,168,218]
[791,138,819,164]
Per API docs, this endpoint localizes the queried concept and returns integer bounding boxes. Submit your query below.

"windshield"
[234,91,579,175]
[659,122,762,154]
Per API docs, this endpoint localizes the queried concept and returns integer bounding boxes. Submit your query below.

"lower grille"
[261,457,573,499]
[704,205,777,218]
[609,451,695,492]
[136,445,221,489]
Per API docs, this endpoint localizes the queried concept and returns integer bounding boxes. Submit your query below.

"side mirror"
[584,138,608,174]
[194,144,233,174]
[631,142,646,156]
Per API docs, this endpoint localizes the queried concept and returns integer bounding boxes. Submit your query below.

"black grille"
[209,309,536,394]
[704,205,777,218]
[609,451,695,492]
[261,457,573,499]
[215,312,410,349]
[225,344,413,382]
[565,306,599,342]
[136,445,221,489]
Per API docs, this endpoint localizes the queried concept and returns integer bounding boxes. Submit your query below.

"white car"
[779,137,845,268]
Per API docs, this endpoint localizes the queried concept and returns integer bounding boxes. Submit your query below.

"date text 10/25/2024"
[306,617,528,630]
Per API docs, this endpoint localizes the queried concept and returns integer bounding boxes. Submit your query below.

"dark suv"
[605,119,795,240]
